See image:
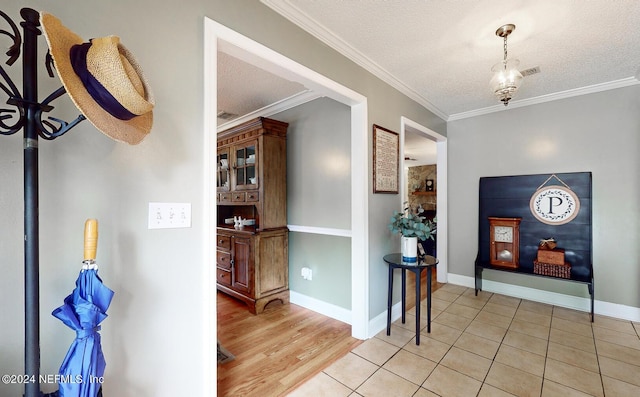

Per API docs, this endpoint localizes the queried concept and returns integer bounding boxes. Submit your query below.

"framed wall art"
[529,174,581,225]
[372,124,399,194]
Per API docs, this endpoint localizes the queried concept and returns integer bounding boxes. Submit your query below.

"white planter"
[401,236,418,263]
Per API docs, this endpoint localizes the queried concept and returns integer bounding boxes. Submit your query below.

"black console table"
[384,253,438,345]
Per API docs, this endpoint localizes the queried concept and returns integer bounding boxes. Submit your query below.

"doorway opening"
[203,18,371,389]
[400,117,448,283]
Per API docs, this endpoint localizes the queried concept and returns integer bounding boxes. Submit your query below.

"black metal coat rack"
[1,8,85,397]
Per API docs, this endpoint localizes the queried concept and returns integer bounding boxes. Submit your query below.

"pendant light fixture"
[490,24,523,106]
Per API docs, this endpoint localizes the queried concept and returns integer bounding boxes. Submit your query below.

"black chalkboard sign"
[475,172,594,320]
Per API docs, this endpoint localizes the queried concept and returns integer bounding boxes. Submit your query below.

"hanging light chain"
[491,24,522,106]
[503,34,509,63]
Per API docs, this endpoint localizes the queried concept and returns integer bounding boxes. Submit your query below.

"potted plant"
[388,203,435,262]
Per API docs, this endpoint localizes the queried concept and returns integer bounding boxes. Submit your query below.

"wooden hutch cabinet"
[216,117,289,314]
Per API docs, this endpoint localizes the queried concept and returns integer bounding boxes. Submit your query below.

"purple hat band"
[70,42,137,121]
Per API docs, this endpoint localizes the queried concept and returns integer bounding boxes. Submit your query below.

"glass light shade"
[490,58,523,106]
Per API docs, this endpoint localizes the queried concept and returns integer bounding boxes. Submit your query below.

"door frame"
[203,16,370,395]
[400,117,448,283]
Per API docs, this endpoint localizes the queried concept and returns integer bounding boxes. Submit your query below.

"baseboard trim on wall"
[316,272,640,340]
[447,273,640,323]
[367,300,406,339]
[290,290,352,324]
[291,291,405,340]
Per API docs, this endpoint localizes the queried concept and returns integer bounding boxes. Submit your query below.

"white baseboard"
[291,291,418,340]
[289,290,352,324]
[448,273,640,322]
[368,301,405,339]
[446,273,476,289]
[295,273,640,341]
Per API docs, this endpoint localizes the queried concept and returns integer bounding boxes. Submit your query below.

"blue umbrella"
[51,220,113,397]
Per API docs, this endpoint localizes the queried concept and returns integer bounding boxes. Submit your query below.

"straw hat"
[40,12,154,145]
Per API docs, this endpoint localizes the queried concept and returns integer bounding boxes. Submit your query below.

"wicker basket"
[533,260,571,279]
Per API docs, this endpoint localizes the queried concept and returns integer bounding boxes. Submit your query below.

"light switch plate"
[148,202,191,229]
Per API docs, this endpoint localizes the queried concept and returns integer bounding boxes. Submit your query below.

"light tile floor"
[287,284,640,397]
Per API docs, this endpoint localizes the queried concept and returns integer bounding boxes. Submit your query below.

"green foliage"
[388,202,436,241]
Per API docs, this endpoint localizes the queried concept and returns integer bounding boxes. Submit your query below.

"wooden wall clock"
[488,217,521,269]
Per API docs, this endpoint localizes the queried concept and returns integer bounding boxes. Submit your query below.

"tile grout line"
[429,288,508,396]
[591,312,607,397]
[309,288,640,397]
[476,292,518,397]
[539,306,553,397]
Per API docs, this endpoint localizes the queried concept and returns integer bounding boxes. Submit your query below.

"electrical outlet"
[301,267,313,280]
[148,202,191,229]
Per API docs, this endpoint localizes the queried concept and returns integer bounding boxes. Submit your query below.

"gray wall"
[448,85,640,307]
[0,1,444,396]
[280,98,351,230]
[288,233,352,307]
[277,97,352,309]
[3,1,211,395]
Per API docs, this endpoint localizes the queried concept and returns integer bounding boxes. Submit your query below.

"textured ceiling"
[262,0,640,119]
[218,48,438,164]
[217,51,308,127]
[217,1,639,164]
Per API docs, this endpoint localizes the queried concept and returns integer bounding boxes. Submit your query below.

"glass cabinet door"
[233,140,258,190]
[217,148,230,191]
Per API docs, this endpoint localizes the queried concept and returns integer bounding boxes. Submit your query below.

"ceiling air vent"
[520,66,541,77]
[217,111,238,120]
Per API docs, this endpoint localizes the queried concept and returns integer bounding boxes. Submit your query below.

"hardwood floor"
[216,271,440,396]
[216,292,361,396]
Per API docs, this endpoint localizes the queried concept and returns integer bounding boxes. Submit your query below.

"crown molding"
[216,90,320,132]
[263,1,640,124]
[449,76,640,121]
[261,0,449,121]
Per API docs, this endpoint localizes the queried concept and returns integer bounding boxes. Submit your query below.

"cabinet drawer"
[216,268,231,286]
[219,193,231,202]
[216,251,232,269]
[232,192,246,202]
[216,235,231,250]
[246,191,259,202]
